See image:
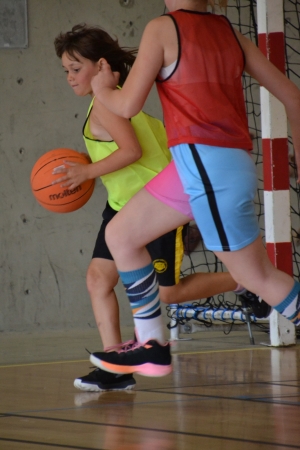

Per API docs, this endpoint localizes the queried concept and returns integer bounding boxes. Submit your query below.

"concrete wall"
[0,0,165,332]
[1,1,298,335]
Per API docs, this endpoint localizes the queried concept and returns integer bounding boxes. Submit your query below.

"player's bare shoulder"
[144,14,175,42]
[143,15,178,66]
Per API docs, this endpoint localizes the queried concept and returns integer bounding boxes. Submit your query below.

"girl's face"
[62,52,99,97]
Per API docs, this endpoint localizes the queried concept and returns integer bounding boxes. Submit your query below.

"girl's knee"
[159,285,178,304]
[106,218,138,257]
[86,265,101,294]
[86,263,117,295]
[105,220,123,253]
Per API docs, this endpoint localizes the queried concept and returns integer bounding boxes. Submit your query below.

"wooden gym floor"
[1,327,300,449]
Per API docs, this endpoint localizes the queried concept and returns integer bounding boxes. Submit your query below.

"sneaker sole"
[90,354,172,377]
[73,379,136,392]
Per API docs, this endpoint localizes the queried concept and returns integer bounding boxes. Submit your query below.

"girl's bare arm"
[53,98,143,189]
[91,16,174,118]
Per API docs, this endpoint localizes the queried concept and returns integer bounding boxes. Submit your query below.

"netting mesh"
[168,0,300,335]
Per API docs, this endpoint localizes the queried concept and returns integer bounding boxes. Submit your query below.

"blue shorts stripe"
[189,144,230,251]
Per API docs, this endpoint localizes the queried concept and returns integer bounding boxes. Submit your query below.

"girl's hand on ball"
[52,161,90,190]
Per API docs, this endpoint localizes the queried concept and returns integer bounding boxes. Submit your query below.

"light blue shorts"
[170,143,260,252]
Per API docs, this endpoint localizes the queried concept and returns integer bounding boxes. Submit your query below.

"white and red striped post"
[257,0,296,346]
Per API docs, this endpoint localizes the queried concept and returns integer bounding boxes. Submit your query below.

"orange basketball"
[30,148,95,213]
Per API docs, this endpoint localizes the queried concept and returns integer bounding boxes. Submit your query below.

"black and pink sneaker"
[90,339,172,377]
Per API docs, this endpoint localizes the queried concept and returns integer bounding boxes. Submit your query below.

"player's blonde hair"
[208,0,228,10]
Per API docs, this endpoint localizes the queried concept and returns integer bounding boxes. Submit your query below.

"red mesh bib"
[156,11,253,151]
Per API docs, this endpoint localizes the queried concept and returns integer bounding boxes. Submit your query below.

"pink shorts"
[145,160,193,219]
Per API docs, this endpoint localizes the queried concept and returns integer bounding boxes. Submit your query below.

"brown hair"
[54,23,137,86]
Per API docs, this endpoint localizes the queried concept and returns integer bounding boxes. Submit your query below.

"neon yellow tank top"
[83,98,171,211]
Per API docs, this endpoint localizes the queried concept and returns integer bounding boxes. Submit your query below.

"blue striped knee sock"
[273,281,300,325]
[118,263,166,344]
